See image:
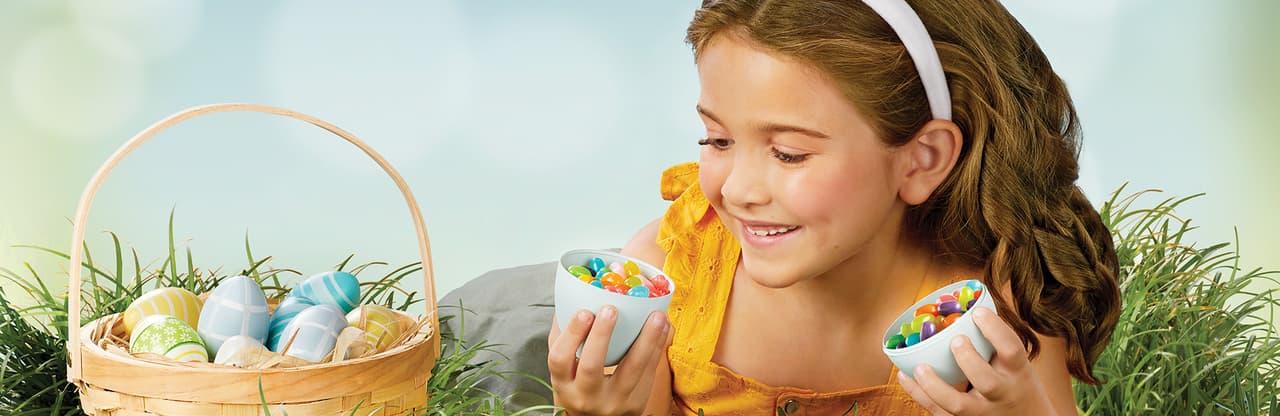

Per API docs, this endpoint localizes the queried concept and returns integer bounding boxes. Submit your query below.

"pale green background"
[1,1,1277,316]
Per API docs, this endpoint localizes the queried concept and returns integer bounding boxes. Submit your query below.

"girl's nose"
[720,157,771,209]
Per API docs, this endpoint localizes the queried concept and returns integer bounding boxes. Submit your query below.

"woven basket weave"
[65,103,441,416]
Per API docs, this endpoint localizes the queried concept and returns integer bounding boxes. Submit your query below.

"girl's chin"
[739,257,809,289]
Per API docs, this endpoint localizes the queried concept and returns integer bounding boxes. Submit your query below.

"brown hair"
[687,0,1120,384]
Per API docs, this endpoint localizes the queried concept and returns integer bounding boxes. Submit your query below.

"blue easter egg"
[294,271,361,313]
[197,276,270,357]
[276,304,348,363]
[268,295,317,351]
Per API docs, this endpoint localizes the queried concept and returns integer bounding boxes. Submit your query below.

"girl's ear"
[898,119,963,205]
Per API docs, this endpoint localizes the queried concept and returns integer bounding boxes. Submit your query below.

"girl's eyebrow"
[696,104,831,140]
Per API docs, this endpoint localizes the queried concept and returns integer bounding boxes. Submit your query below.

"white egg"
[214,335,269,367]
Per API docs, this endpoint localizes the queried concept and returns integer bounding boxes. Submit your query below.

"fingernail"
[649,312,665,327]
[915,365,929,378]
[575,310,592,322]
[951,336,966,350]
[896,371,907,383]
[600,306,616,320]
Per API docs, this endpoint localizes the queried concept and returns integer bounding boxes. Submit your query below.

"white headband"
[861,0,952,120]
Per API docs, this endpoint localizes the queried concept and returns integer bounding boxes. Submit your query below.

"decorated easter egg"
[276,304,347,363]
[293,271,361,313]
[268,295,317,351]
[130,315,209,362]
[122,287,203,335]
[197,276,270,356]
[345,305,403,351]
[214,335,270,367]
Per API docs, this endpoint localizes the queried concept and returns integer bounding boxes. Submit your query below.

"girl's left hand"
[896,307,1058,416]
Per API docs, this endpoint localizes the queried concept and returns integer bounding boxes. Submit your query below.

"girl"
[548,0,1121,414]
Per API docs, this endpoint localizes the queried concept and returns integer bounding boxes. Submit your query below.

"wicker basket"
[66,103,441,416]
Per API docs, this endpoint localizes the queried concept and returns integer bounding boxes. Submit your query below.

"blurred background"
[0,0,1276,314]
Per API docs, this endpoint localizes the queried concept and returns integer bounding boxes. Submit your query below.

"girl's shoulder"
[623,162,720,272]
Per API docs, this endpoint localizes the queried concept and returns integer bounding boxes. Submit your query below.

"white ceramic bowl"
[882,279,997,386]
[554,249,676,366]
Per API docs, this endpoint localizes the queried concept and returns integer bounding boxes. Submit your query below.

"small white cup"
[554,249,676,366]
[882,279,998,386]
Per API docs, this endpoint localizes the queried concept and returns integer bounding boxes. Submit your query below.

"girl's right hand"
[547,306,671,416]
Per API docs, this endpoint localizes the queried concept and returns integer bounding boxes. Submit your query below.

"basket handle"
[66,103,440,382]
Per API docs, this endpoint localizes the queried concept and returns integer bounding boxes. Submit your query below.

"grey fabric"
[439,261,558,409]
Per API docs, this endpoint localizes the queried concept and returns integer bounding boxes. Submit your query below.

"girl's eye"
[697,138,734,150]
[771,147,810,164]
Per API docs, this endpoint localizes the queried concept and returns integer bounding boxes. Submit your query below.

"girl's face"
[696,34,912,288]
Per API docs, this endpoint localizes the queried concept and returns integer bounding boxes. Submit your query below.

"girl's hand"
[547,306,671,416]
[896,307,1058,416]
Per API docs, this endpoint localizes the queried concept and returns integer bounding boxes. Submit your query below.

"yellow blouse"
[657,162,955,415]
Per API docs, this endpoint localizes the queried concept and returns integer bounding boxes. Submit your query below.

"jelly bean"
[624,261,641,277]
[901,323,913,337]
[966,280,984,291]
[577,275,594,284]
[568,265,592,277]
[885,334,905,349]
[609,262,625,274]
[651,274,670,290]
[959,286,974,301]
[966,299,977,311]
[606,285,628,295]
[920,321,937,341]
[915,304,939,317]
[910,314,935,333]
[938,294,957,303]
[590,280,603,289]
[588,257,607,274]
[943,313,962,328]
[628,286,650,297]
[938,300,962,316]
[638,275,656,291]
[625,277,644,288]
[905,332,920,347]
[601,272,624,287]
[596,267,614,278]
[973,289,983,300]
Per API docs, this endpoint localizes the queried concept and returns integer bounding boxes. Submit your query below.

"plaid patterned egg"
[197,276,270,357]
[268,295,317,351]
[276,304,348,363]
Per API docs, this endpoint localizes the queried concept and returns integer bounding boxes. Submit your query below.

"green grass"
[0,212,554,415]
[1073,186,1280,415]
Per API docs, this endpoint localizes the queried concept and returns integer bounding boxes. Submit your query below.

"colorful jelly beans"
[885,280,985,349]
[570,257,671,298]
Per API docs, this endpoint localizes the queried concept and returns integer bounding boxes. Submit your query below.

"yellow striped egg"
[345,305,403,351]
[123,287,203,336]
[129,315,209,362]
